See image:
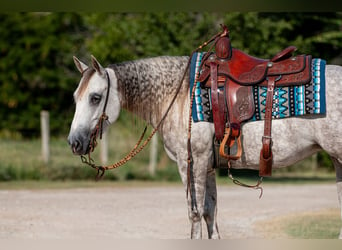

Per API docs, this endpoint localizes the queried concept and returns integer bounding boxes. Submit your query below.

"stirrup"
[219,127,242,161]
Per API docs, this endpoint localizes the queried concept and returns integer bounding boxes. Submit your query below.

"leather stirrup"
[219,127,242,161]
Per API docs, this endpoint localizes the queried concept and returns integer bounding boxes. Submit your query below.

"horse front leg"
[177,152,208,239]
[189,154,210,239]
[332,157,342,239]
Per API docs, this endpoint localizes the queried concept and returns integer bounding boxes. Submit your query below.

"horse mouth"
[72,146,85,155]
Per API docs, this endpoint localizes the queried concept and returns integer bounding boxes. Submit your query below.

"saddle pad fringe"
[189,52,326,123]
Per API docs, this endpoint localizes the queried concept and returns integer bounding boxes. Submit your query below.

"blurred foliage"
[317,151,334,171]
[0,12,341,172]
[1,12,341,137]
[0,13,87,137]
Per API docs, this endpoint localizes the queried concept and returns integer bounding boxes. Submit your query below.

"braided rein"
[80,52,194,180]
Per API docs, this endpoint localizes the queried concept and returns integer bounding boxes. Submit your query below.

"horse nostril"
[71,139,82,154]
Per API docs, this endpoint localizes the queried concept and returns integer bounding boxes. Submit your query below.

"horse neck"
[109,56,189,126]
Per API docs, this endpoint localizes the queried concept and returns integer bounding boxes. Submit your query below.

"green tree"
[82,13,220,62]
[222,12,342,61]
[0,12,341,138]
[0,13,86,137]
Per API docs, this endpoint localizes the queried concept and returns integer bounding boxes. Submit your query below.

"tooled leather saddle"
[197,25,312,176]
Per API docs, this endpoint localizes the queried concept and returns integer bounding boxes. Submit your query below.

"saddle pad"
[189,52,326,123]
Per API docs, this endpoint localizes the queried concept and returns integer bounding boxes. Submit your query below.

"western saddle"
[197,25,312,176]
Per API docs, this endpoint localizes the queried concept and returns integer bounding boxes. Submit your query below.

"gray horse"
[68,54,342,239]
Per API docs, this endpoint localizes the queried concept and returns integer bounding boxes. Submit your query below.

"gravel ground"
[0,183,339,239]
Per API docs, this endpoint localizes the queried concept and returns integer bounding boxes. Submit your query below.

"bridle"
[92,70,111,143]
[80,70,111,179]
[79,27,228,191]
[80,61,191,181]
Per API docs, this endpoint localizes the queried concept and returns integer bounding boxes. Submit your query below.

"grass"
[0,121,180,182]
[257,209,341,239]
[0,118,336,184]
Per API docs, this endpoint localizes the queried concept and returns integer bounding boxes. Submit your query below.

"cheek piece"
[80,70,110,179]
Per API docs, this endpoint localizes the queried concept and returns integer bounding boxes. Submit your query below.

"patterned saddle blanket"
[190,52,326,123]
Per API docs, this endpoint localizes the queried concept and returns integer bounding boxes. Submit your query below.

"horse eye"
[90,94,102,105]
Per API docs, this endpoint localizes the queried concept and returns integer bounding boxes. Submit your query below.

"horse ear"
[91,55,106,77]
[73,56,88,74]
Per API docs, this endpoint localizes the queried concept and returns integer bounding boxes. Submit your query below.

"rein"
[81,30,225,180]
[80,24,263,200]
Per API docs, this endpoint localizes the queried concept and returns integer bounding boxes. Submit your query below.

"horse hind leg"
[203,168,220,239]
[332,157,342,239]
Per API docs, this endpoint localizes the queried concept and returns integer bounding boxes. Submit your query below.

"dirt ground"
[0,183,340,239]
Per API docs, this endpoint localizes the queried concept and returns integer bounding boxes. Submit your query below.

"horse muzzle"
[67,133,90,156]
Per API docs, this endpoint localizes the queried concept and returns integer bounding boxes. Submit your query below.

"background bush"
[1,12,341,137]
[0,13,341,178]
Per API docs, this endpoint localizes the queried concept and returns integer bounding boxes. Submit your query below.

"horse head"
[68,56,120,155]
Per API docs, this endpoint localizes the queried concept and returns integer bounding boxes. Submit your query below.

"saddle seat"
[197,25,312,177]
[198,46,311,88]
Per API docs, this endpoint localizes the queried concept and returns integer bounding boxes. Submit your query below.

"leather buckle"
[262,135,273,146]
[262,135,272,140]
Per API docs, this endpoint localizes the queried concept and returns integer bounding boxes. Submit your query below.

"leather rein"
[80,26,262,201]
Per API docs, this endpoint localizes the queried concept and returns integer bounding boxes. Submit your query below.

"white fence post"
[148,135,158,176]
[100,129,108,165]
[312,153,318,172]
[40,110,50,164]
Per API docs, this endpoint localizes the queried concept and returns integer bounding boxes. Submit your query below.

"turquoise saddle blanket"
[189,52,326,123]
